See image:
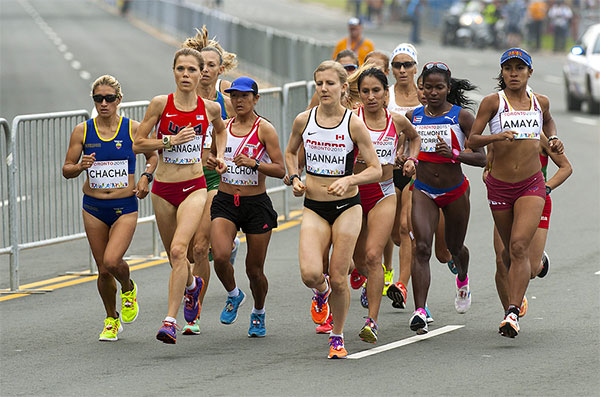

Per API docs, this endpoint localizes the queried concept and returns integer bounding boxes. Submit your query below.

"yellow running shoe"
[99,317,122,341]
[383,267,394,296]
[121,279,139,324]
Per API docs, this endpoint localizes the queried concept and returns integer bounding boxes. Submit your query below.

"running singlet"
[488,90,543,140]
[221,117,270,186]
[357,107,397,165]
[156,93,209,164]
[303,107,356,177]
[411,105,466,164]
[203,90,229,149]
[387,88,419,116]
[83,117,135,189]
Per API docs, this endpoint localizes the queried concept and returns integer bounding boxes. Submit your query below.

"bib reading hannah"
[416,124,451,152]
[499,111,541,140]
[163,135,203,164]
[88,160,128,189]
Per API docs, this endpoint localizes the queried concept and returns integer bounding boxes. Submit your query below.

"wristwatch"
[451,148,460,161]
[252,159,260,171]
[162,135,172,149]
[545,185,552,195]
[289,174,300,184]
[141,172,153,183]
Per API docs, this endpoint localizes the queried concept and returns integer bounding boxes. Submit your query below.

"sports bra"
[488,90,543,140]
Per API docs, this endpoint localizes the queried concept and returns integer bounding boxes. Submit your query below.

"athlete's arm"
[254,121,285,178]
[483,141,494,182]
[223,95,235,117]
[131,120,158,199]
[62,122,91,179]
[133,96,176,153]
[206,100,227,174]
[468,94,513,148]
[536,93,564,154]
[541,135,572,191]
[285,111,309,196]
[392,112,420,175]
[328,114,382,196]
[454,109,487,167]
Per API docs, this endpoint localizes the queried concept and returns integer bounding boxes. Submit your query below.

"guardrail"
[1,80,314,292]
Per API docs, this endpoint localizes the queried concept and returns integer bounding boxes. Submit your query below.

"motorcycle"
[441,1,493,48]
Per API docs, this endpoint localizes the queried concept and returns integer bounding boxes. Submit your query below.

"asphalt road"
[1,0,599,396]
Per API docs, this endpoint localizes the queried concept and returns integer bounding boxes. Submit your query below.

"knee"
[169,242,188,265]
[300,268,323,289]
[414,241,432,263]
[246,266,264,282]
[193,238,210,259]
[365,249,382,269]
[102,256,122,275]
[509,239,528,260]
[328,274,348,292]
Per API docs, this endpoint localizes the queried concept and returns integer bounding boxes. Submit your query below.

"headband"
[391,44,418,64]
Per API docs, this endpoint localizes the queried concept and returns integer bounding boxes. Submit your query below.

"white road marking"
[80,71,91,80]
[595,270,600,275]
[347,325,465,359]
[572,116,599,126]
[64,52,73,61]
[71,60,81,70]
[543,75,562,84]
[0,195,30,208]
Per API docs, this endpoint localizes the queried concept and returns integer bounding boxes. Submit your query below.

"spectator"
[548,0,573,52]
[367,0,384,26]
[527,0,547,50]
[406,0,425,44]
[502,0,527,47]
[333,17,376,65]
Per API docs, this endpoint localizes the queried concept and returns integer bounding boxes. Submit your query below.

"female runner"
[133,48,227,344]
[406,62,486,334]
[469,49,564,337]
[180,27,239,335]
[351,67,420,343]
[63,75,158,341]
[285,60,381,358]
[207,77,285,337]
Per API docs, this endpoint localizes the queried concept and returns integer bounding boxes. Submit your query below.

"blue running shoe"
[184,276,204,323]
[156,321,180,344]
[230,237,240,266]
[220,289,246,324]
[360,283,369,309]
[425,305,434,324]
[248,312,266,337]
[447,259,458,275]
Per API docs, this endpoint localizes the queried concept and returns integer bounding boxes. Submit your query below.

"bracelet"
[548,136,558,142]
[141,172,153,183]
[289,174,300,184]
[407,157,419,165]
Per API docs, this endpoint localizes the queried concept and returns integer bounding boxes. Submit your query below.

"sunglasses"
[423,62,451,77]
[391,61,416,69]
[92,94,118,103]
[343,64,358,72]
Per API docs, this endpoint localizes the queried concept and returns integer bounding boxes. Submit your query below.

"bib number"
[163,135,203,164]
[416,124,451,152]
[87,160,128,189]
[500,111,541,140]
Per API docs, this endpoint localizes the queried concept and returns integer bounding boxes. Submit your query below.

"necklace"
[425,105,450,118]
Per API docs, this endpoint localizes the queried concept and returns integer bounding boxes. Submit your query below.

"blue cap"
[225,76,258,94]
[500,48,532,68]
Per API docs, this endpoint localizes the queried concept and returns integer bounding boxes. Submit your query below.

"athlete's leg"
[211,217,238,292]
[192,189,218,303]
[410,189,439,310]
[102,212,137,294]
[245,232,272,310]
[390,186,403,247]
[441,187,471,281]
[434,210,452,264]
[398,186,413,286]
[299,209,332,291]
[528,228,548,278]
[329,205,363,335]
[383,238,394,272]
[493,225,510,312]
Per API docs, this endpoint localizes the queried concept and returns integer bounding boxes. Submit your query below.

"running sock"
[186,277,197,292]
[330,333,344,339]
[164,316,176,324]
[317,275,331,296]
[507,305,520,317]
[457,274,469,288]
[252,307,265,315]
[227,287,240,298]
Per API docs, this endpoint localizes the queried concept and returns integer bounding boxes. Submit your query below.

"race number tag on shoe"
[499,111,541,140]
[163,135,203,164]
[88,160,128,189]
[416,124,452,152]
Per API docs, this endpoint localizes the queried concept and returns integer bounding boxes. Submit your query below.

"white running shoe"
[455,283,471,314]
[230,237,240,265]
[499,312,520,338]
[409,310,428,335]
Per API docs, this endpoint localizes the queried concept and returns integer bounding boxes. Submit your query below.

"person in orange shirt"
[333,18,375,65]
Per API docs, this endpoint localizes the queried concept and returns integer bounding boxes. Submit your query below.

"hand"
[134,176,150,199]
[327,177,351,197]
[80,153,96,170]
[549,138,564,154]
[283,174,292,186]
[403,159,416,177]
[497,131,515,142]
[171,123,195,146]
[233,154,254,168]
[292,177,306,197]
[435,135,452,158]
[395,152,407,168]
[215,157,227,175]
[482,168,489,184]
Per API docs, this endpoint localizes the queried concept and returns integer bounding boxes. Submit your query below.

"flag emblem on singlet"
[196,115,204,120]
[414,116,422,123]
[115,140,122,149]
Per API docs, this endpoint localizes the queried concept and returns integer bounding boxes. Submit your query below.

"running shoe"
[311,276,331,325]
[230,236,240,265]
[350,269,366,290]
[499,312,520,338]
[538,251,549,278]
[359,317,378,343]
[328,335,348,359]
[455,280,471,314]
[387,281,407,309]
[220,289,246,325]
[519,296,528,318]
[184,276,204,323]
[156,320,180,344]
[409,309,428,335]
[120,279,139,324]
[99,317,122,342]
[447,259,458,275]
[315,313,333,334]
[360,283,369,309]
[248,313,266,338]
[383,268,394,296]
[182,319,201,335]
[425,305,434,324]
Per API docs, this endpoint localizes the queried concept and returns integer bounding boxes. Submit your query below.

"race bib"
[416,124,451,152]
[87,160,128,189]
[163,135,203,164]
[499,111,541,140]
[221,157,259,186]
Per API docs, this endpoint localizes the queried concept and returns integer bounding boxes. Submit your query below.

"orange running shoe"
[519,296,528,318]
[315,313,333,334]
[350,269,366,290]
[311,276,331,324]
[499,312,520,338]
[328,335,348,359]
[387,281,407,309]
